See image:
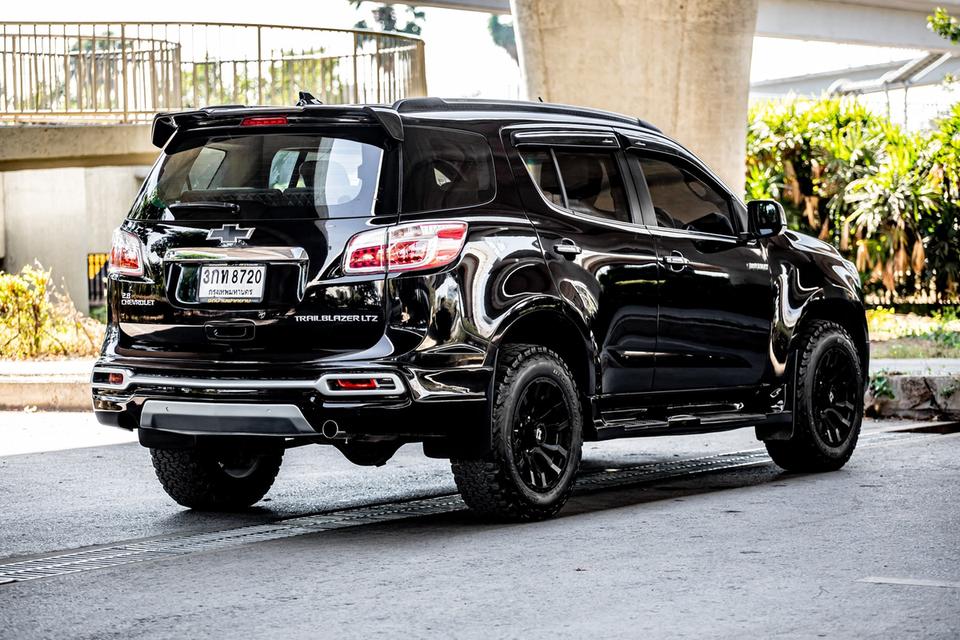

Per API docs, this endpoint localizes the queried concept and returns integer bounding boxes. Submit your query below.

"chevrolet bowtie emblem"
[207,224,254,247]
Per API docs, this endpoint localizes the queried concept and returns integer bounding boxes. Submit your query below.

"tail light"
[343,221,468,275]
[108,229,144,277]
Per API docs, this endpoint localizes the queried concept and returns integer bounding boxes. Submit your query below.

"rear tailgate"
[113,218,389,362]
[109,117,398,364]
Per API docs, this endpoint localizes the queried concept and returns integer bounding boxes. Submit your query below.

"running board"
[594,411,793,441]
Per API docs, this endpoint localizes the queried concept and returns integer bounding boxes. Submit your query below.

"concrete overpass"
[420,0,960,51]
[414,0,960,190]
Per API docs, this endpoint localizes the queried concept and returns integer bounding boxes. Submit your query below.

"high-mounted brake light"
[240,116,288,127]
[343,221,468,275]
[108,229,144,277]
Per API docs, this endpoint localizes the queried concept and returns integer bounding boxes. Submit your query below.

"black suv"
[92,97,868,520]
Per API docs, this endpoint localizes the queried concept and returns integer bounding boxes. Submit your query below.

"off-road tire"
[150,447,283,510]
[766,320,864,472]
[451,344,583,521]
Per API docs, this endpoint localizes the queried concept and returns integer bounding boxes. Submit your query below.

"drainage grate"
[0,429,931,585]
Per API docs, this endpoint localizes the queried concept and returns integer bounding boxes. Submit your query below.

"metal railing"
[0,22,427,123]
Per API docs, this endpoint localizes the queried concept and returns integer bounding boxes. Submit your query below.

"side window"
[401,126,496,213]
[520,148,631,224]
[638,156,739,236]
[268,149,301,190]
[187,147,225,190]
[520,150,564,207]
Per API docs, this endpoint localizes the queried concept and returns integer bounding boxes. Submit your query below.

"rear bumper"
[91,360,491,441]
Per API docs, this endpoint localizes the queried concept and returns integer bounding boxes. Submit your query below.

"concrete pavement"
[0,416,957,638]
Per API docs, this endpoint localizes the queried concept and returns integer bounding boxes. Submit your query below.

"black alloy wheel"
[765,320,864,472]
[810,344,859,448]
[451,344,583,521]
[512,378,574,492]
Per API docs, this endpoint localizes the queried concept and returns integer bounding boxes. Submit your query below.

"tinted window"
[135,132,386,220]
[639,157,738,236]
[520,150,564,207]
[521,148,630,223]
[401,127,496,213]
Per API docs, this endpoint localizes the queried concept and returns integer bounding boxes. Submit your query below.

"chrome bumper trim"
[140,400,315,435]
[92,367,406,397]
[163,246,308,262]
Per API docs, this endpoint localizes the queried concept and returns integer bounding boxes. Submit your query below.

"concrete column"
[0,173,6,263]
[511,0,758,191]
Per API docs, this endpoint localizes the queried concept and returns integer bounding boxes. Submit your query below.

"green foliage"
[0,263,104,359]
[868,373,895,400]
[929,7,960,44]
[488,15,518,63]
[746,96,960,303]
[352,2,425,35]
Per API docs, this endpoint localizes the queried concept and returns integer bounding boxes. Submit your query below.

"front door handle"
[662,250,690,271]
[553,239,582,260]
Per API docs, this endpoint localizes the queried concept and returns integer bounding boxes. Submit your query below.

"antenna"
[297,91,324,106]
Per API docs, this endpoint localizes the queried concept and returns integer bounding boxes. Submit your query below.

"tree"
[488,15,518,63]
[351,1,425,35]
[928,7,960,43]
[746,96,958,302]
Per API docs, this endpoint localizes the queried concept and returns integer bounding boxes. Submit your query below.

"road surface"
[0,412,957,639]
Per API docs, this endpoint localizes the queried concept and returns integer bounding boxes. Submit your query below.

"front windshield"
[132,130,388,220]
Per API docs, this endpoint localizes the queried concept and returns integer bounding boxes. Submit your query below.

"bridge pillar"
[511,0,758,191]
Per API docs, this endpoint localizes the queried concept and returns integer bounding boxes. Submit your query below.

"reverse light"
[108,229,144,277]
[343,221,468,275]
[240,116,288,127]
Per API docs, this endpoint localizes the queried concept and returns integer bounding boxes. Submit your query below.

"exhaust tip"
[321,420,343,439]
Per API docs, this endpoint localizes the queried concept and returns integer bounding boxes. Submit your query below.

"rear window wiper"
[168,202,240,212]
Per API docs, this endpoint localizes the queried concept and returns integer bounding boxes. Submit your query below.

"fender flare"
[484,294,600,397]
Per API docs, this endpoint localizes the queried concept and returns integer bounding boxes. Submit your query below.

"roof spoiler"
[150,105,405,149]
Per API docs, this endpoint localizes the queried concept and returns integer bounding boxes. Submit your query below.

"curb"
[0,377,91,412]
[866,374,960,421]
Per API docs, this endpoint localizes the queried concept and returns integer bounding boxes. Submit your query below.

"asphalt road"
[0,415,958,639]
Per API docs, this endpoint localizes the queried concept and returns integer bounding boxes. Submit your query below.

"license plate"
[198,265,266,303]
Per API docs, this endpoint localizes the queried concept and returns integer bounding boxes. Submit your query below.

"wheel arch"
[794,297,869,382]
[488,299,598,400]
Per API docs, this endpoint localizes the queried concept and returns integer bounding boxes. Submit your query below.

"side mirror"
[747,199,785,239]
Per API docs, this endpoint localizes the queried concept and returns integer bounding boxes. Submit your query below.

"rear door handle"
[662,251,690,271]
[553,239,582,259]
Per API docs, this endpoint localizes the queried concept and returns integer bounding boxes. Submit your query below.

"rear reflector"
[316,372,404,396]
[343,221,468,275]
[240,116,288,127]
[332,378,380,391]
[108,229,144,277]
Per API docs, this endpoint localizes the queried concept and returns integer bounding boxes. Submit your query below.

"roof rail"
[392,97,662,133]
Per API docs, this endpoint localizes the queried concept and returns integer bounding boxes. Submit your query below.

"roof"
[392,97,662,133]
[150,97,664,149]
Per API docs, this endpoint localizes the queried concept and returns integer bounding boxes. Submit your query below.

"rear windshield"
[132,129,393,220]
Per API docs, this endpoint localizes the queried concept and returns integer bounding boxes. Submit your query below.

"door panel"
[651,229,771,390]
[506,133,660,397]
[628,150,772,393]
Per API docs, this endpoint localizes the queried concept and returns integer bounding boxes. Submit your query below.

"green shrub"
[0,263,104,359]
[747,96,960,303]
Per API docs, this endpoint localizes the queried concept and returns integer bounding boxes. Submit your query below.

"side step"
[594,411,793,441]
